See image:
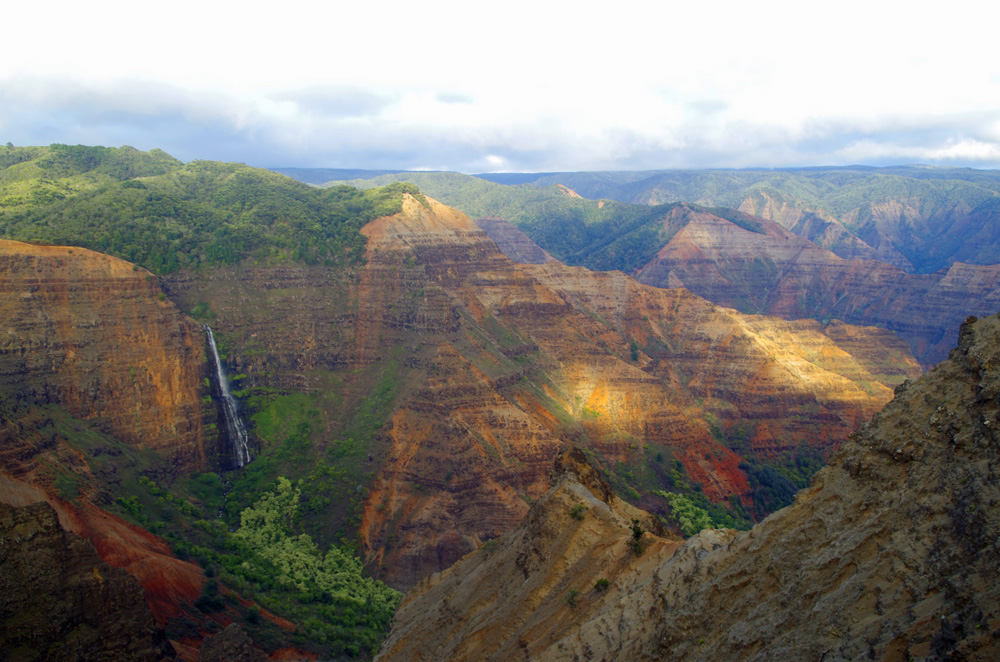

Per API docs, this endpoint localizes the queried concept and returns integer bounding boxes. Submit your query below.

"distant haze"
[3,0,999,171]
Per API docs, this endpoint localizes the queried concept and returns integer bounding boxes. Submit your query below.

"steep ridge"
[377,314,1000,661]
[632,204,1000,366]
[482,166,1000,274]
[309,171,1000,367]
[473,217,557,265]
[0,240,216,471]
[376,447,678,662]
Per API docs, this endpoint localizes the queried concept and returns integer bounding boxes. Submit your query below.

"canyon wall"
[631,205,1000,366]
[0,240,215,471]
[377,313,1000,661]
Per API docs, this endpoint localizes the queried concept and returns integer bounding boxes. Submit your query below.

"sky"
[3,0,999,172]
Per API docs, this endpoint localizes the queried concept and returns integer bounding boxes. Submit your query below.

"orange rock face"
[350,197,920,587]
[0,240,214,470]
[633,204,1000,366]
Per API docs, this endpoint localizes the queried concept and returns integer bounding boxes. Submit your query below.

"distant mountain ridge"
[296,168,1000,366]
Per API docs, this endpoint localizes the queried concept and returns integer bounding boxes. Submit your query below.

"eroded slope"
[379,314,1000,661]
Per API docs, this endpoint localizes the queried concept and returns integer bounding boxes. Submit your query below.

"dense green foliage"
[656,491,718,536]
[0,144,420,274]
[228,477,401,655]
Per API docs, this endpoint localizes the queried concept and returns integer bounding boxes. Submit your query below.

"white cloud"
[2,0,999,170]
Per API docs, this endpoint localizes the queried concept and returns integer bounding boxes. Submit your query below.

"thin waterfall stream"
[204,324,251,468]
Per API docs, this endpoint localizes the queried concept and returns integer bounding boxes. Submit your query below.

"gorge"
[1,145,997,660]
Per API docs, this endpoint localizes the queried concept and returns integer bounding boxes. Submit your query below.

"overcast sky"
[3,0,999,172]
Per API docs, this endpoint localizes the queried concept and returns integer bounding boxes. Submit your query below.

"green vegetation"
[0,144,421,274]
[323,171,705,275]
[593,577,610,592]
[227,477,401,655]
[655,491,717,537]
[1,399,398,659]
[569,503,587,521]
[627,518,645,555]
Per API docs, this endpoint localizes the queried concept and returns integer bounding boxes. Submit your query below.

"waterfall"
[204,325,251,468]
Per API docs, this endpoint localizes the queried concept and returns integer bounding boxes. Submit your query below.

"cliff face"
[377,314,1000,662]
[0,500,175,661]
[474,217,557,265]
[0,240,215,471]
[632,204,1000,366]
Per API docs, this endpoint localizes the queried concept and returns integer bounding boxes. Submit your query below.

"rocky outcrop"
[378,314,1000,661]
[0,240,215,471]
[0,500,175,661]
[376,447,676,662]
[633,204,1000,366]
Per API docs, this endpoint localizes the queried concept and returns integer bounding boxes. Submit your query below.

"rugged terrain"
[320,169,1000,366]
[0,240,216,470]
[0,191,920,594]
[474,166,1000,274]
[630,204,1000,366]
[0,148,944,657]
[377,313,1000,661]
[0,500,175,661]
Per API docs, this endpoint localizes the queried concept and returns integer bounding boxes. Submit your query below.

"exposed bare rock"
[198,624,268,662]
[376,447,678,662]
[0,240,215,471]
[632,204,1000,365]
[378,314,1000,661]
[0,501,175,661]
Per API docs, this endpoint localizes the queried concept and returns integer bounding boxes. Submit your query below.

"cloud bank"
[2,0,998,172]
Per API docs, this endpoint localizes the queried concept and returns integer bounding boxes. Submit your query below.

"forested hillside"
[0,144,419,273]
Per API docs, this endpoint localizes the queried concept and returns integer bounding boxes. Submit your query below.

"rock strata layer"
[632,204,1000,366]
[0,240,214,471]
[377,314,1000,661]
[161,195,920,588]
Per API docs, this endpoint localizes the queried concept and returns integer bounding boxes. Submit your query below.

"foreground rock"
[0,501,175,661]
[378,314,1000,661]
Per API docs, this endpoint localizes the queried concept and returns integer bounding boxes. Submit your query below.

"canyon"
[377,313,1000,662]
[1,193,919,599]
[2,148,979,659]
[317,170,1000,367]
